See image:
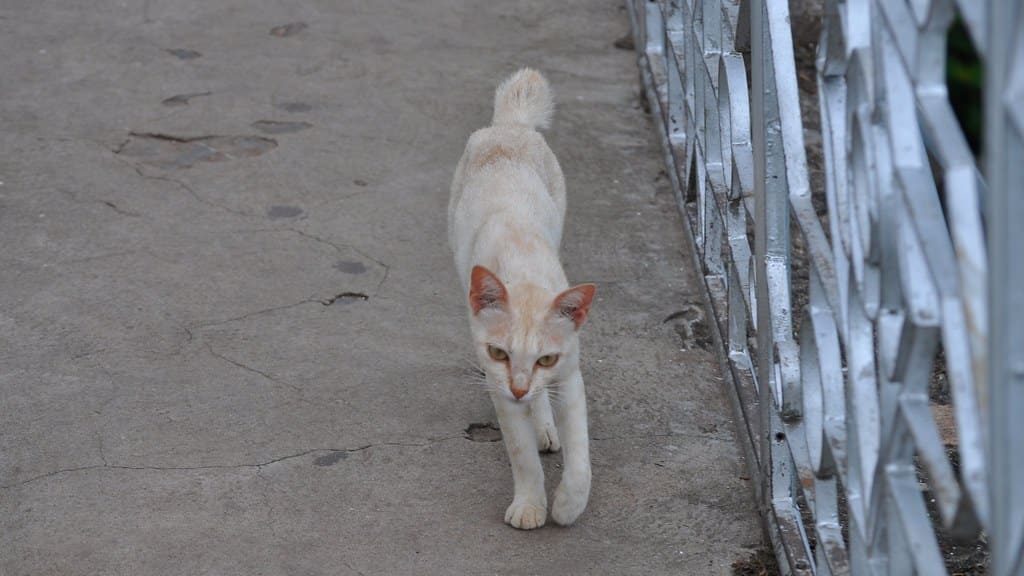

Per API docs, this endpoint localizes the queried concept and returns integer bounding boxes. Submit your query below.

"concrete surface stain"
[321,292,369,306]
[275,101,312,113]
[333,260,368,274]
[613,34,635,51]
[464,422,502,443]
[699,422,719,434]
[353,179,368,187]
[161,92,212,107]
[270,22,307,37]
[313,451,348,466]
[266,205,304,219]
[251,120,313,134]
[165,48,201,60]
[116,132,277,169]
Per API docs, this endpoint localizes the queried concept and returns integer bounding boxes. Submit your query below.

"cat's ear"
[552,283,596,329]
[469,265,508,314]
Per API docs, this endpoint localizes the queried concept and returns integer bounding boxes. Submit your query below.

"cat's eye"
[487,345,509,362]
[536,354,559,368]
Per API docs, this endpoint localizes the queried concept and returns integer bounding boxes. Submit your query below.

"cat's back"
[454,125,564,211]
[448,69,567,269]
[464,125,556,179]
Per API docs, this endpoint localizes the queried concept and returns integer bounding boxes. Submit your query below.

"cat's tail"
[492,68,553,130]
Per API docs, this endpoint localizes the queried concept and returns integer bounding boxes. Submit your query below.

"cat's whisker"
[540,385,567,407]
[457,356,485,373]
[546,393,567,408]
[466,375,505,397]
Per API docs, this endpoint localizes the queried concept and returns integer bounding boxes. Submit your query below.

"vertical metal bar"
[986,1,1024,574]
[750,0,773,517]
[645,0,664,56]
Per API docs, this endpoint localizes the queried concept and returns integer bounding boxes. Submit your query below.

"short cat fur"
[448,69,595,529]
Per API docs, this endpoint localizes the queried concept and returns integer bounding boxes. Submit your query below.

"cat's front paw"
[504,498,547,530]
[536,423,561,453]
[550,481,589,526]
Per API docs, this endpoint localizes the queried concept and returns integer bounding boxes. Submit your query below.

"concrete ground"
[0,1,760,574]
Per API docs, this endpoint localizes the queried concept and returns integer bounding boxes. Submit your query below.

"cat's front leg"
[492,393,547,529]
[530,388,561,453]
[551,369,591,526]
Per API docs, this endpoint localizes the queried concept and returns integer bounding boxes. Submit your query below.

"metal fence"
[625,0,1023,574]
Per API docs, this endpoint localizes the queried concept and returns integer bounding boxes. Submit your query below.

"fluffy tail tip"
[492,68,553,130]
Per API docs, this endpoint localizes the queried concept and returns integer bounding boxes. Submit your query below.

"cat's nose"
[510,374,529,400]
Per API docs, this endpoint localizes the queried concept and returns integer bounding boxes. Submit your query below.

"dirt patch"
[663,304,712,350]
[920,447,990,575]
[732,548,780,575]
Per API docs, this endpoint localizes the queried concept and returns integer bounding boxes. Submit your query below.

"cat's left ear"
[552,284,596,329]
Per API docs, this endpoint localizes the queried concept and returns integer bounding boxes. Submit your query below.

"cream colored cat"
[448,68,595,530]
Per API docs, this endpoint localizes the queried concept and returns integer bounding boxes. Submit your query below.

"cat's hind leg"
[530,389,561,453]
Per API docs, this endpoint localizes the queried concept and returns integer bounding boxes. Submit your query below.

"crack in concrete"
[342,559,369,576]
[284,228,391,297]
[127,130,208,143]
[255,467,282,543]
[3,430,721,491]
[58,188,144,218]
[211,226,391,297]
[204,342,306,395]
[101,200,143,217]
[56,250,140,266]
[373,264,391,298]
[0,437,464,490]
[135,167,248,216]
[184,302,363,408]
[320,291,369,305]
[109,151,250,217]
[201,341,332,414]
[96,431,109,466]
[189,299,320,331]
[85,151,392,309]
[221,227,392,297]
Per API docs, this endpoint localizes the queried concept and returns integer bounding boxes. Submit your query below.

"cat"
[448,68,596,529]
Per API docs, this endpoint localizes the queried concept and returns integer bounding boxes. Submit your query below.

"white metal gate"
[626,0,1023,574]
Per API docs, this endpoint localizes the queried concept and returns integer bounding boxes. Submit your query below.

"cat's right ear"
[469,265,508,314]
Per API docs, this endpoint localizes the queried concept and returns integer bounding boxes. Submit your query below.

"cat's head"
[467,265,595,402]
